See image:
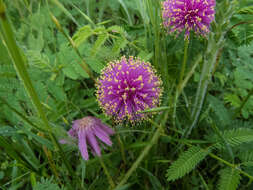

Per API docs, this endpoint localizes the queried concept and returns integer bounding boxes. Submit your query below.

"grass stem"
[50,13,95,81]
[115,120,163,188]
[99,157,115,189]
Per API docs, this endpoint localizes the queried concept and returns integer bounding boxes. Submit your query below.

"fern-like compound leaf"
[218,167,241,190]
[213,128,253,149]
[166,146,209,181]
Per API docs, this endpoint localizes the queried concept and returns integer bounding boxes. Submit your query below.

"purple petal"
[68,128,77,139]
[78,130,89,160]
[93,126,112,146]
[72,120,81,129]
[99,123,115,135]
[96,56,163,122]
[86,131,101,156]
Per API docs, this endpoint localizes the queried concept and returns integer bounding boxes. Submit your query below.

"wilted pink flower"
[62,116,114,160]
[96,56,163,122]
[162,0,216,38]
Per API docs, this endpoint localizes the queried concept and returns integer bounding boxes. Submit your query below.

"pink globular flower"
[162,0,216,38]
[63,116,114,160]
[96,56,163,122]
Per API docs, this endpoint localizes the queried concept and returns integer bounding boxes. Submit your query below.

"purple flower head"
[63,116,114,160]
[96,56,163,122]
[162,0,216,38]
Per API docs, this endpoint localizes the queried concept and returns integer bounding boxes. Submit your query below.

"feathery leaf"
[218,167,241,190]
[212,128,253,149]
[166,146,209,181]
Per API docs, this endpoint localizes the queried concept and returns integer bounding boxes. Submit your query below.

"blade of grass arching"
[71,4,95,27]
[1,97,54,150]
[115,121,164,188]
[20,140,40,171]
[0,1,74,178]
[139,106,171,113]
[118,0,133,26]
[49,0,80,27]
[137,0,149,25]
[0,97,46,132]
[17,126,54,150]
[139,167,163,189]
[116,115,170,188]
[84,0,90,19]
[0,137,37,172]
[1,171,30,189]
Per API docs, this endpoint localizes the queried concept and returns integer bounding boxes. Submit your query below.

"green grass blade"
[49,0,79,27]
[118,0,133,26]
[0,0,74,177]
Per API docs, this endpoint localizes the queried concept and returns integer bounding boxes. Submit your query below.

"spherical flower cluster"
[162,0,216,38]
[96,56,163,122]
[61,116,114,160]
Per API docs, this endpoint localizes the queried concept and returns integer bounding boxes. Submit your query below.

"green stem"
[198,170,210,190]
[209,121,234,162]
[177,54,202,96]
[115,121,163,188]
[172,41,197,127]
[99,157,115,188]
[116,131,127,166]
[0,0,74,177]
[168,135,253,181]
[208,152,253,181]
[50,13,95,81]
[183,0,237,140]
[178,39,189,85]
[112,123,127,166]
[172,90,179,127]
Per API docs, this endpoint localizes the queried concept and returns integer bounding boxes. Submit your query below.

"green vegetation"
[0,0,253,189]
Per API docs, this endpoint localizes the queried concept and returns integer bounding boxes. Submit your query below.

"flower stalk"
[172,39,189,126]
[177,0,238,150]
[178,39,189,85]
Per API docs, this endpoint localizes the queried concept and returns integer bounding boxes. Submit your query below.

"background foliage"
[0,0,253,189]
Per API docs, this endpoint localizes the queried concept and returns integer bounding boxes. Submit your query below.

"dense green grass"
[0,0,253,189]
